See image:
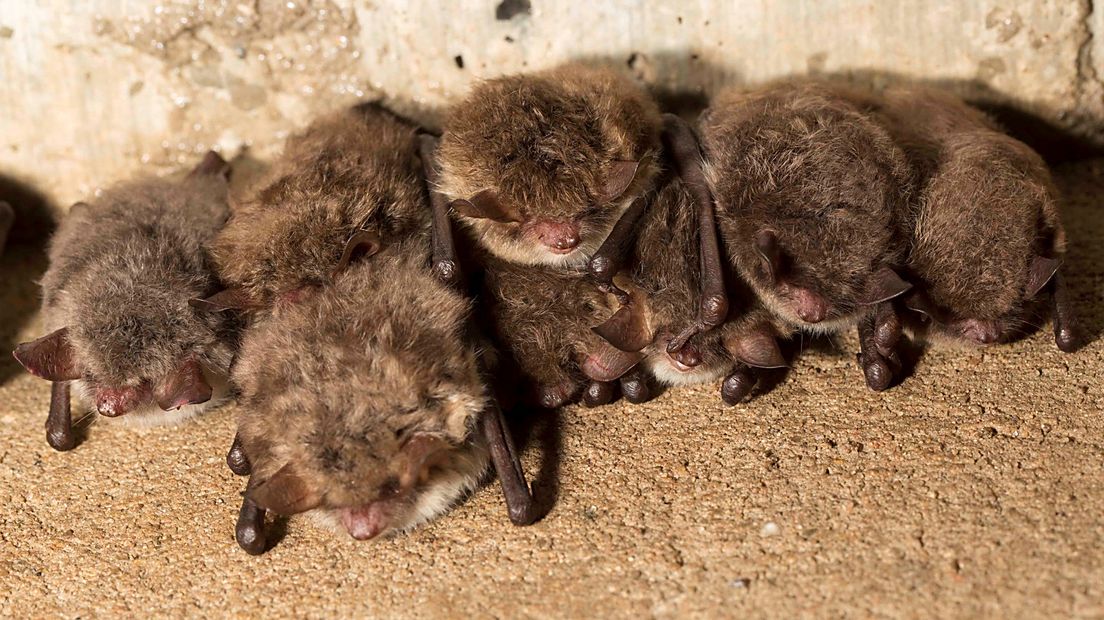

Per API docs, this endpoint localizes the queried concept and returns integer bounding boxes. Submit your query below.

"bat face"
[13,153,235,423]
[906,131,1063,346]
[703,83,912,331]
[211,105,425,308]
[437,64,662,267]
[236,256,490,540]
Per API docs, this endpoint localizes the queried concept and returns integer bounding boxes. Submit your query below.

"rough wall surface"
[0,0,1102,207]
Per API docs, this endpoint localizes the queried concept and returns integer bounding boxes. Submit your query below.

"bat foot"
[226,435,251,476]
[582,381,616,408]
[721,367,757,405]
[620,371,651,404]
[235,498,268,555]
[46,428,75,452]
[1055,325,1080,353]
[860,354,894,392]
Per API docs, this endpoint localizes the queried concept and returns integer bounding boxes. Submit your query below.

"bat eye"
[378,477,402,499]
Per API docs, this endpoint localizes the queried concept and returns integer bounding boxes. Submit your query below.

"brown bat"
[588,115,783,403]
[208,103,430,311]
[208,114,534,552]
[11,152,237,451]
[701,81,915,392]
[879,87,1079,352]
[436,63,663,269]
[230,250,503,552]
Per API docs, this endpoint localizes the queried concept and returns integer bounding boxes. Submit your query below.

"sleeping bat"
[435,62,663,269]
[230,249,501,552]
[588,114,783,403]
[206,112,533,552]
[11,152,237,451]
[700,81,916,392]
[879,87,1079,351]
[0,200,12,254]
[207,103,432,311]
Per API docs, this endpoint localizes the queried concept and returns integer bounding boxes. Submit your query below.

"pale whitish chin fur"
[71,369,231,429]
[307,441,491,540]
[464,195,636,268]
[644,355,728,387]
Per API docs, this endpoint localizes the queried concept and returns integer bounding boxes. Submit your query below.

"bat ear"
[398,434,451,490]
[450,190,517,223]
[754,229,781,283]
[599,160,640,203]
[248,463,323,516]
[189,287,257,313]
[724,328,787,369]
[12,327,83,381]
[859,266,912,305]
[332,229,382,278]
[592,300,652,353]
[155,357,213,411]
[903,289,946,323]
[1026,255,1061,298]
[580,343,646,382]
[188,150,231,180]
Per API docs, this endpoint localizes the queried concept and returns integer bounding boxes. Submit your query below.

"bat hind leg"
[46,381,75,452]
[859,303,903,392]
[226,433,251,476]
[481,402,537,526]
[1051,271,1080,353]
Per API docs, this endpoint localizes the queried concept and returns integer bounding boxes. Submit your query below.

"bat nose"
[341,504,387,541]
[668,344,702,369]
[961,319,1000,344]
[532,220,581,252]
[792,288,828,323]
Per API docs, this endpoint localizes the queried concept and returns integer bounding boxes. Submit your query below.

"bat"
[11,152,237,450]
[0,200,12,254]
[435,63,663,269]
[700,81,915,392]
[880,86,1079,352]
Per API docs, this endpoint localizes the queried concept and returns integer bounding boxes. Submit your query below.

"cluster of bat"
[11,64,1079,555]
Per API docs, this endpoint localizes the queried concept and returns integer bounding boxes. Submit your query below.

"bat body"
[233,251,491,545]
[701,81,915,390]
[879,87,1077,351]
[12,152,236,450]
[210,104,429,309]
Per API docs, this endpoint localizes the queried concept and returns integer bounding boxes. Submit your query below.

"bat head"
[704,83,912,330]
[437,64,662,267]
[18,151,235,419]
[906,131,1063,345]
[235,254,490,540]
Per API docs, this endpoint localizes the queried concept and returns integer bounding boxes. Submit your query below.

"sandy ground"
[1,161,1102,619]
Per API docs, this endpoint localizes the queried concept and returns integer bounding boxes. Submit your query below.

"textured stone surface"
[1,0,1103,209]
[0,160,1101,617]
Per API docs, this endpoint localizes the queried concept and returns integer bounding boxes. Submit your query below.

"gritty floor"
[1,161,1102,619]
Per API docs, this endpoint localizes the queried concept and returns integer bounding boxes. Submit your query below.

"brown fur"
[211,104,428,308]
[480,256,617,405]
[437,63,663,266]
[33,157,235,418]
[701,81,913,332]
[881,87,1065,342]
[235,250,490,538]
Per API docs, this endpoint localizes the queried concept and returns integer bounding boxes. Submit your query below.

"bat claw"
[721,367,757,405]
[860,354,894,392]
[46,428,75,452]
[619,371,651,404]
[235,497,268,555]
[226,434,251,476]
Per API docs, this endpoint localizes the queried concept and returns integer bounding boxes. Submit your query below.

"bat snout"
[340,503,390,541]
[959,318,1001,345]
[94,383,152,417]
[791,288,829,324]
[529,219,581,254]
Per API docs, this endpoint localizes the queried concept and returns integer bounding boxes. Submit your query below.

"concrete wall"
[0,0,1101,208]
